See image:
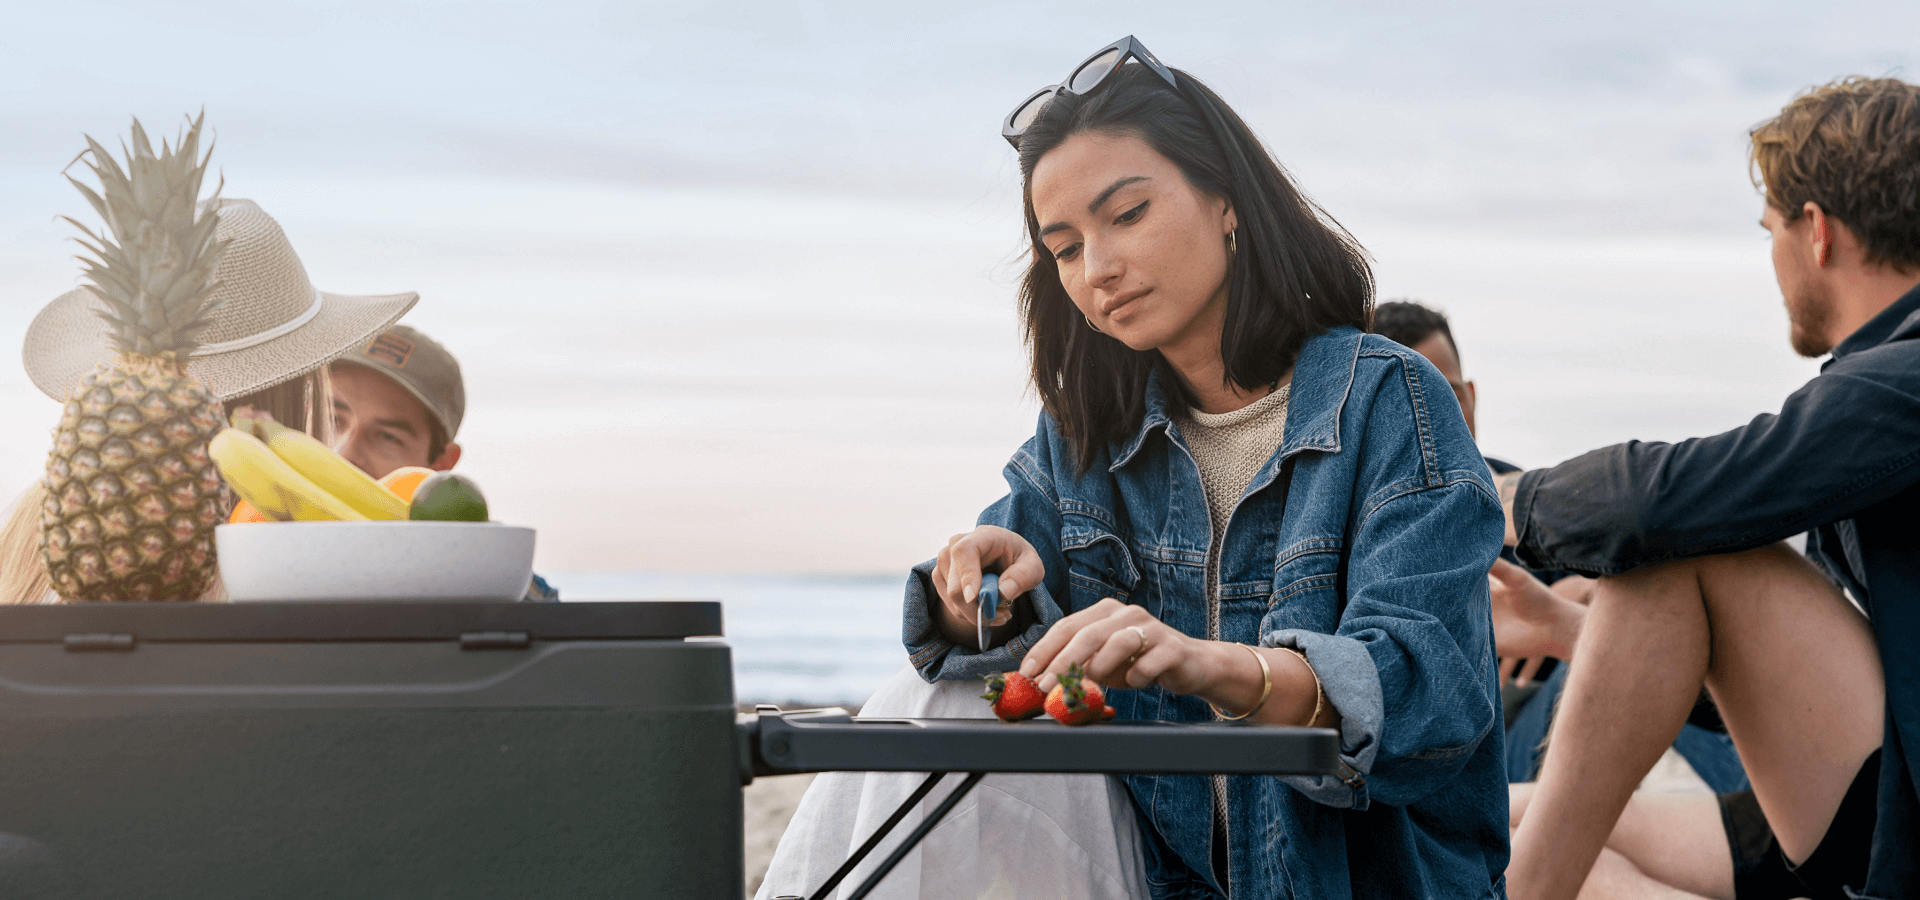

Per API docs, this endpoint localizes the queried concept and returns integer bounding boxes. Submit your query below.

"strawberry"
[1043,664,1117,726]
[982,671,1046,721]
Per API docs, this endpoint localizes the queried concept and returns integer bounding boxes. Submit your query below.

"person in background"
[1368,299,1748,791]
[2,199,416,605]
[1370,301,1560,718]
[328,325,557,602]
[1369,301,1480,438]
[1502,76,1919,900]
[329,325,464,480]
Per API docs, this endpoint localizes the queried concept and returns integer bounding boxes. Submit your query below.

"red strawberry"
[1043,664,1114,726]
[982,671,1045,721]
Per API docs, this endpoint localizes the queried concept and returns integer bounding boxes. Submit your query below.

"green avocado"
[408,472,490,522]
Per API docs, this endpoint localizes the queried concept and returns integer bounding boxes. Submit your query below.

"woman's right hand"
[931,525,1047,650]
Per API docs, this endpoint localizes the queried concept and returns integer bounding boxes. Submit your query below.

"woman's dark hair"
[1016,62,1374,472]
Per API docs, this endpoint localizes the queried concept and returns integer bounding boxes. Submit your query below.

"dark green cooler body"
[0,601,740,899]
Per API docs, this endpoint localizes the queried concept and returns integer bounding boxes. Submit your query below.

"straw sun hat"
[23,198,418,401]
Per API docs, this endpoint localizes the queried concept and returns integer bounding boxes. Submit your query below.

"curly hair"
[1750,76,1920,272]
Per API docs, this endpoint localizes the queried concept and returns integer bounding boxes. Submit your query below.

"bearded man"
[1499,76,1920,900]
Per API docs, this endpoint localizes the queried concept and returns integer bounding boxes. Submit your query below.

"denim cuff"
[901,559,1067,683]
[1262,628,1383,810]
[1510,468,1549,571]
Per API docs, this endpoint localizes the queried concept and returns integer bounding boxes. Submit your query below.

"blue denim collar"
[1830,281,1920,361]
[1107,326,1362,472]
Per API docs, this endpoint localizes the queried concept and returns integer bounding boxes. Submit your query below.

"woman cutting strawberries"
[913,37,1509,899]
[762,37,1508,900]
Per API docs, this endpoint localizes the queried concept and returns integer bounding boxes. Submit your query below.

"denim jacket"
[1513,284,1920,900]
[902,326,1509,899]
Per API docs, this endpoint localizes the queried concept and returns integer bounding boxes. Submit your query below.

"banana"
[209,429,369,522]
[250,418,408,521]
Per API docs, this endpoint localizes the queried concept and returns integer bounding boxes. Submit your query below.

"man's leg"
[1580,847,1716,900]
[1506,543,1882,900]
[1513,783,1733,899]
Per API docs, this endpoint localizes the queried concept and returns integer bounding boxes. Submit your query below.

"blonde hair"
[0,483,55,604]
[2,367,332,604]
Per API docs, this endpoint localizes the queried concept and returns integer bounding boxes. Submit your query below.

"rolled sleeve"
[1261,628,1383,809]
[1282,478,1504,810]
[903,559,1069,682]
[900,425,1070,684]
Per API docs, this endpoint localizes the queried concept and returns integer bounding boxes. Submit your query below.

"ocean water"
[550,570,913,706]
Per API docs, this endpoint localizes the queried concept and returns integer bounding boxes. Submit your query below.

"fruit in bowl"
[409,472,489,522]
[209,417,532,601]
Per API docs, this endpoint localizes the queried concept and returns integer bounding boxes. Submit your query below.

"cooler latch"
[458,631,531,650]
[64,633,136,652]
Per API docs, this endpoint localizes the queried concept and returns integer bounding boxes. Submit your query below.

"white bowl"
[215,522,536,602]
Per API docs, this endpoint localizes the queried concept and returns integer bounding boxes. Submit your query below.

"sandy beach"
[744,773,817,898]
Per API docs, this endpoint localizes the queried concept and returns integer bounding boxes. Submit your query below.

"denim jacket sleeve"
[902,428,1074,683]
[1263,476,1505,810]
[1513,341,1920,576]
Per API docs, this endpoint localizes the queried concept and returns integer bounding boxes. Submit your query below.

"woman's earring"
[1227,229,1238,254]
[1085,314,1102,334]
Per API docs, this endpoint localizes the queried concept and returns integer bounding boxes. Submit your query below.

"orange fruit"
[378,466,437,503]
[228,500,271,524]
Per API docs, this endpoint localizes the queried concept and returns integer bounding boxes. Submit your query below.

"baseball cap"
[331,325,465,440]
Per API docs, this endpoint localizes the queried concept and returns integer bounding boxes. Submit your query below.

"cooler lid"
[0,600,722,645]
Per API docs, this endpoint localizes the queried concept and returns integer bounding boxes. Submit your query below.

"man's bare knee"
[1587,541,1811,635]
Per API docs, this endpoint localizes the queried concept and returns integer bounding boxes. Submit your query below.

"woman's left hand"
[1019,598,1207,694]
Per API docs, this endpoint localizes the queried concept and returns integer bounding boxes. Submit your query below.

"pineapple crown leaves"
[61,111,229,363]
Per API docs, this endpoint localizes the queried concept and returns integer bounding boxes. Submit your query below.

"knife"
[976,572,1002,652]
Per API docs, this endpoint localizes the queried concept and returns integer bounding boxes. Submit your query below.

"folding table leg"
[801,771,947,900]
[841,772,986,900]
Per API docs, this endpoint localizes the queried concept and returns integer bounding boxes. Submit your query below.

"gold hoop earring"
[1085,314,1102,334]
[1227,229,1238,255]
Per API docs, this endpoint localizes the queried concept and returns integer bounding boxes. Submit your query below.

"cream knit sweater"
[1176,382,1292,614]
[1175,380,1291,862]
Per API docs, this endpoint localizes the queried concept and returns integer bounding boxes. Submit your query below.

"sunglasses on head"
[1002,35,1181,149]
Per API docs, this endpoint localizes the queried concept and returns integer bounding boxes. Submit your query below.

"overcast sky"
[3,2,1914,572]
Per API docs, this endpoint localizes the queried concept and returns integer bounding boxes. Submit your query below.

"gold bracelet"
[1283,647,1325,727]
[1208,643,1271,722]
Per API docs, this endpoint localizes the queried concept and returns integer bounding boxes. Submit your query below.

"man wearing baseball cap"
[330,326,557,601]
[329,325,465,479]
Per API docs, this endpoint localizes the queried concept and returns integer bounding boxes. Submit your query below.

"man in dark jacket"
[1500,76,1920,900]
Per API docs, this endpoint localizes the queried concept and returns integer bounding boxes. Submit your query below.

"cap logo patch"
[366,332,414,368]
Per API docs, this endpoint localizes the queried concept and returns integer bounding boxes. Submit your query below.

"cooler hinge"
[64,633,136,652]
[459,631,531,650]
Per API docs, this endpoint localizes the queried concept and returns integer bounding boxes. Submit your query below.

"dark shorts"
[1719,748,1881,900]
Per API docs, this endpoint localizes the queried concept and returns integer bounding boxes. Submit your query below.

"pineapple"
[39,114,231,602]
